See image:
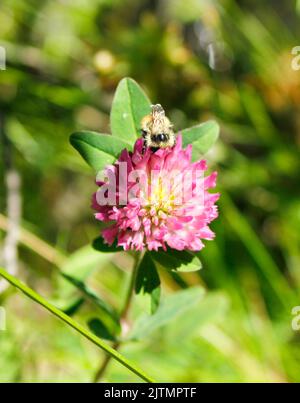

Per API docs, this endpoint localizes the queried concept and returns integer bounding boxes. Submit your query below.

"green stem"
[121,251,142,317]
[0,267,155,383]
[93,251,143,383]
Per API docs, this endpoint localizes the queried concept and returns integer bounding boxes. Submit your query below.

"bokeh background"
[1,0,300,382]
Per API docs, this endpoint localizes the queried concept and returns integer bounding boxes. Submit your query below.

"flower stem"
[0,266,155,383]
[93,251,143,383]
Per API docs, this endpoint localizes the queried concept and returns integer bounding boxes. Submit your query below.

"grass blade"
[0,267,155,383]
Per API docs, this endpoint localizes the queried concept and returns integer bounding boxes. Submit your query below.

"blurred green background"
[1,0,300,382]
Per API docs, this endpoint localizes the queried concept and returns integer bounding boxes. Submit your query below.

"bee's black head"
[151,133,168,143]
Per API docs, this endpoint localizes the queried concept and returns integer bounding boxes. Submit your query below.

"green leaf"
[61,272,120,326]
[110,78,151,142]
[181,120,219,159]
[135,252,161,314]
[151,249,202,272]
[60,244,112,280]
[191,292,229,326]
[93,236,124,253]
[55,244,113,311]
[128,286,205,340]
[166,292,229,340]
[70,131,131,172]
[56,244,112,291]
[150,287,161,314]
[62,297,84,316]
[88,318,117,342]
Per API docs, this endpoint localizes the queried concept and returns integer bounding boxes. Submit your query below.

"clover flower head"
[93,135,219,251]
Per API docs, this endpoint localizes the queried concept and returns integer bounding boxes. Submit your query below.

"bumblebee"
[141,104,176,152]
